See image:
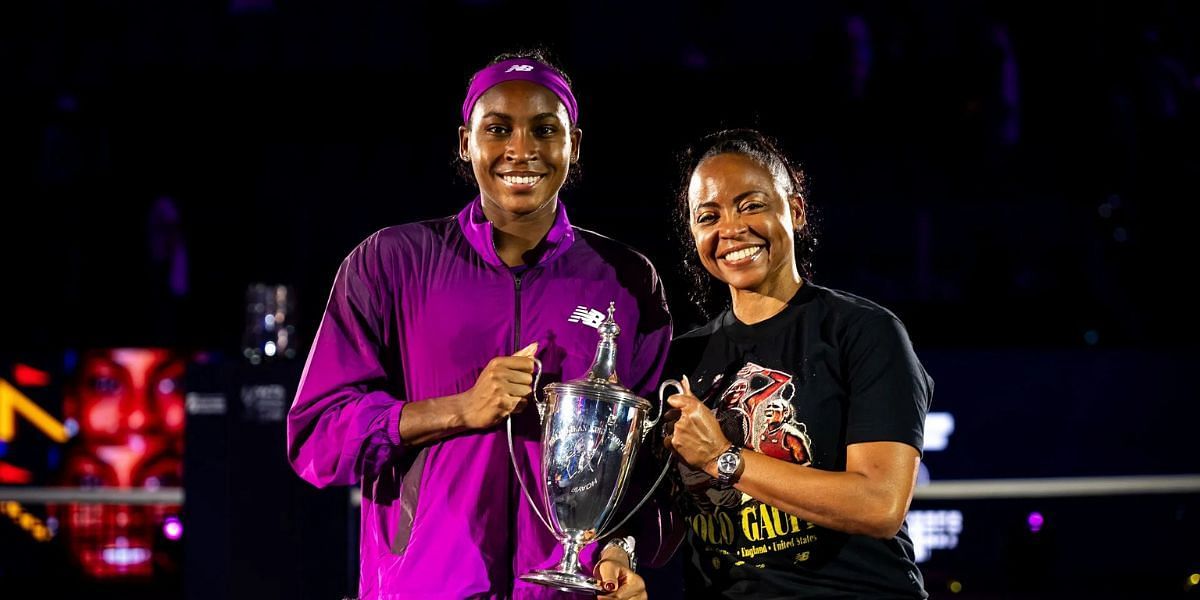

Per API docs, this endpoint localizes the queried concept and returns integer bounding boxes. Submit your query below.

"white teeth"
[502,175,542,185]
[721,247,762,262]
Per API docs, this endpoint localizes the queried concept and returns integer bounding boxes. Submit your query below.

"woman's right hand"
[663,376,731,471]
[456,342,539,430]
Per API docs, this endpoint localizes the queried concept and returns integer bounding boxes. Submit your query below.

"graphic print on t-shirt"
[717,362,813,465]
[682,362,820,569]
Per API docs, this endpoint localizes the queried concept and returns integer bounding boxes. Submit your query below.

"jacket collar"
[456,196,576,268]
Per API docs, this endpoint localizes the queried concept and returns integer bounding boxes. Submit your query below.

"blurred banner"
[0,347,351,600]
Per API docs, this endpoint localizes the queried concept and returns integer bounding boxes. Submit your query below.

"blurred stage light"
[1027,511,1044,533]
[0,377,71,442]
[923,412,955,451]
[102,547,151,567]
[163,516,183,540]
[908,509,963,562]
[949,580,963,593]
[0,459,33,483]
[3,501,54,541]
[13,364,51,387]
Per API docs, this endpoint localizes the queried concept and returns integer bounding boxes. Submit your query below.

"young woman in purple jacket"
[287,51,674,599]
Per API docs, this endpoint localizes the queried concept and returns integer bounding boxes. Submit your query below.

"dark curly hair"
[456,48,581,187]
[672,129,818,318]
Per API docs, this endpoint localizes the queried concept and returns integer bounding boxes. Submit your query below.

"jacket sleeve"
[287,234,407,488]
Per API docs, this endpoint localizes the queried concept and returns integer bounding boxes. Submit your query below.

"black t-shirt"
[668,283,932,599]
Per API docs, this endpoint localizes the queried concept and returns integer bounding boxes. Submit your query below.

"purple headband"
[461,58,578,126]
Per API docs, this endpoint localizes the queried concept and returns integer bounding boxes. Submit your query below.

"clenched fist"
[456,342,540,431]
[662,375,730,471]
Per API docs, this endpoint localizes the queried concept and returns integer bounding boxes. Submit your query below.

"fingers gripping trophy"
[506,302,677,593]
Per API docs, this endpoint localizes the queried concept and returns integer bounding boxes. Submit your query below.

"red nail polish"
[603,582,617,592]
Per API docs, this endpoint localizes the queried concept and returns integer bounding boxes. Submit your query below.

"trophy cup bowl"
[506,303,672,594]
[522,381,651,592]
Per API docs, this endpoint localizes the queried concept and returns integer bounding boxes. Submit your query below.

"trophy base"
[519,570,603,594]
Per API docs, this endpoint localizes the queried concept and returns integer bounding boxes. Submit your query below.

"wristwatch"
[602,535,637,572]
[715,445,745,486]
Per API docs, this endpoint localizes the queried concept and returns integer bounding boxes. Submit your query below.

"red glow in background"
[51,349,186,578]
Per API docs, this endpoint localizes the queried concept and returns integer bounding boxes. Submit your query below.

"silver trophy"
[506,302,678,593]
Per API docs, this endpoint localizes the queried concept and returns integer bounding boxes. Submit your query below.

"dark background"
[4,0,1198,351]
[1,0,1198,598]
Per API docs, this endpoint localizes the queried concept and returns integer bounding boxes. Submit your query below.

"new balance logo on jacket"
[568,306,606,329]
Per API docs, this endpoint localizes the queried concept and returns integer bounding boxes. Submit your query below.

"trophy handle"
[596,378,682,540]
[641,379,680,441]
[596,449,674,542]
[506,357,555,535]
[530,357,546,425]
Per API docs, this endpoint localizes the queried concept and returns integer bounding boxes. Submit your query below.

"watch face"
[718,452,739,474]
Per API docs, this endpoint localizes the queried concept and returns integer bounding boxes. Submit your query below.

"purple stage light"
[1027,512,1044,533]
[163,516,183,540]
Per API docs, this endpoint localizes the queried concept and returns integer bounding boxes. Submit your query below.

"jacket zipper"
[509,270,523,586]
[512,273,522,352]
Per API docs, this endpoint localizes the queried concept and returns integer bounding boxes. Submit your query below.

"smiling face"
[688,152,805,295]
[56,348,186,578]
[459,80,580,220]
[58,452,182,578]
[763,397,792,427]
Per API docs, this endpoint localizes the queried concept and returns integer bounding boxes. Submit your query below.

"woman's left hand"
[594,545,646,600]
[663,376,731,472]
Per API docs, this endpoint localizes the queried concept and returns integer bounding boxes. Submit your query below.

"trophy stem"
[518,536,602,593]
[556,538,585,575]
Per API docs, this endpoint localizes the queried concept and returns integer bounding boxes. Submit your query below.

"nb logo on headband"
[506,64,535,73]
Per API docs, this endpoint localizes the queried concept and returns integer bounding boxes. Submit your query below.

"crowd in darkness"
[1,1,1197,352]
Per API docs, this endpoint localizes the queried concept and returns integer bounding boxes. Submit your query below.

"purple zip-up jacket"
[287,199,673,599]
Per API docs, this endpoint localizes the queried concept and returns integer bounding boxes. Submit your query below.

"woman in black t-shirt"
[662,129,933,599]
